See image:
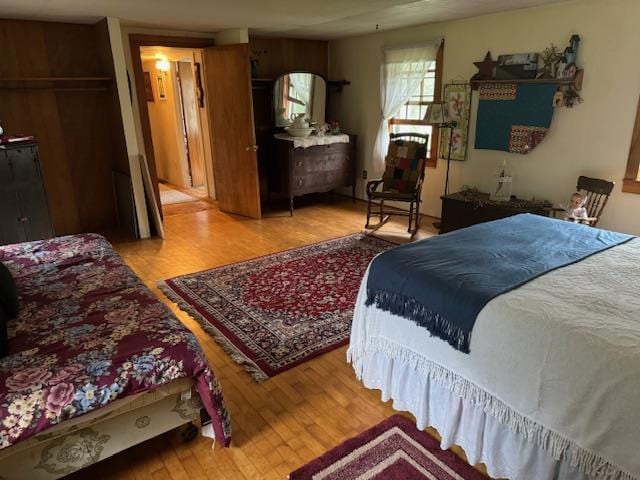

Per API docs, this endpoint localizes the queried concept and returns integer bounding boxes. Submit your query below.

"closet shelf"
[0,77,113,82]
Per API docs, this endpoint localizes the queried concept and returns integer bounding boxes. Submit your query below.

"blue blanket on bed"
[365,214,633,353]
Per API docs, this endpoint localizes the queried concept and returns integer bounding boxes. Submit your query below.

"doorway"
[131,36,262,223]
[139,46,215,211]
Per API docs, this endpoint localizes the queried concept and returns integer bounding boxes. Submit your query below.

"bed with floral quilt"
[0,234,231,479]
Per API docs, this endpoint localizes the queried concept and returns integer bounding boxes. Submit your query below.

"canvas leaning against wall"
[439,83,471,161]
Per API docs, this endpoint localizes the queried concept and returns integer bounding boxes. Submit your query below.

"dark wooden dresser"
[270,136,357,214]
[440,190,553,234]
[0,141,54,245]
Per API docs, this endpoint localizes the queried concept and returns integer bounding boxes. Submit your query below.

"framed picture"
[439,83,471,162]
[156,75,167,100]
[143,72,154,102]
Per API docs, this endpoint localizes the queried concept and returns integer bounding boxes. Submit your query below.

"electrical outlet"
[362,170,368,180]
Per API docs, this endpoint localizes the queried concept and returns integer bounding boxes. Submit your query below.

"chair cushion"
[382,140,427,194]
[0,262,18,319]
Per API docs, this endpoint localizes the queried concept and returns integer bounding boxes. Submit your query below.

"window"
[281,75,307,120]
[623,97,640,193]
[389,43,443,168]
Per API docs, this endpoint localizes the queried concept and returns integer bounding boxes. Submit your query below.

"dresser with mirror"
[267,71,356,215]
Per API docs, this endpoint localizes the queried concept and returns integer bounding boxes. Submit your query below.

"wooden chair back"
[390,132,430,143]
[576,176,614,227]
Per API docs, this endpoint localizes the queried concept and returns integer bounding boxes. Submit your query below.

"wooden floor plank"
[65,197,488,479]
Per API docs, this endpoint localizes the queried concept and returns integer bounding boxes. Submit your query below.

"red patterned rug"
[159,234,394,381]
[289,415,487,480]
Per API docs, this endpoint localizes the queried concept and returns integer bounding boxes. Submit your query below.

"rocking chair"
[575,175,614,227]
[552,175,614,227]
[365,133,429,236]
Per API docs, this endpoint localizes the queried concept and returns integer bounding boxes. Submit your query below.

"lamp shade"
[423,101,451,125]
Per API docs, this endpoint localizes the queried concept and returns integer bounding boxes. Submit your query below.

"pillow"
[381,140,427,194]
[0,307,7,358]
[0,262,18,319]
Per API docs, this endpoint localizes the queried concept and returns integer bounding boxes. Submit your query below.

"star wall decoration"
[471,51,498,81]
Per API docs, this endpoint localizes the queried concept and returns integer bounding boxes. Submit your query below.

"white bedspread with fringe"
[348,238,640,480]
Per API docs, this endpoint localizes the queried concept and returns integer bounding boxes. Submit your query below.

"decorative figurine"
[552,89,565,107]
[563,191,591,223]
[569,34,581,61]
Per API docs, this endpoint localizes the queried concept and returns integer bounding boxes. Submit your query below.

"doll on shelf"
[563,191,595,224]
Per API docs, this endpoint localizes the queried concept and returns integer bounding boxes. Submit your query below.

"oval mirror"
[273,72,326,127]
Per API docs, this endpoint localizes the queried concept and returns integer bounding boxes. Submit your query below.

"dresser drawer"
[292,168,351,195]
[292,143,350,175]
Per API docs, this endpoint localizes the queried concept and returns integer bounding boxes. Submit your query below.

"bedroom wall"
[329,0,640,234]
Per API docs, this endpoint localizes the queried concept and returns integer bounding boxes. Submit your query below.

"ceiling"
[0,0,567,39]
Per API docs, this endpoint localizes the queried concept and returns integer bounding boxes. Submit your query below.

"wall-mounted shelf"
[327,80,350,92]
[471,69,583,91]
[0,76,113,92]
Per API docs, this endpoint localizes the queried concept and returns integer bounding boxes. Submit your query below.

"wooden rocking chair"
[552,176,615,226]
[365,133,429,236]
[575,175,614,227]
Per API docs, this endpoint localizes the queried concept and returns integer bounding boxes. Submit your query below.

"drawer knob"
[297,179,303,185]
[296,161,302,167]
[18,216,28,223]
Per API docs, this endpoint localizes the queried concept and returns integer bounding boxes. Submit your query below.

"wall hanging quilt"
[439,83,471,161]
[475,83,557,154]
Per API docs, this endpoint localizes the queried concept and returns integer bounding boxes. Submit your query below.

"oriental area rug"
[159,234,394,382]
[289,415,487,480]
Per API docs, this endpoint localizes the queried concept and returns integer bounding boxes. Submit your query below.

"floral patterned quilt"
[0,234,231,450]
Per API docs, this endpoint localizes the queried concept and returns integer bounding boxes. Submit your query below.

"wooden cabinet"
[440,191,552,234]
[271,137,357,214]
[0,142,54,245]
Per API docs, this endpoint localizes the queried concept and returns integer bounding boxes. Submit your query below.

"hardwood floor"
[67,196,481,480]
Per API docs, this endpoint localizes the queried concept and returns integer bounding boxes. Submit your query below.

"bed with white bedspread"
[349,219,640,480]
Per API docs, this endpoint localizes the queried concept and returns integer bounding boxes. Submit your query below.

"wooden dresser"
[440,190,553,234]
[270,136,357,214]
[0,141,54,245]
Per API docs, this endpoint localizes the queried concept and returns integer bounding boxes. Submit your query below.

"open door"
[177,61,206,187]
[202,44,261,219]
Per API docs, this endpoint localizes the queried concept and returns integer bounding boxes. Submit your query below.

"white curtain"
[372,41,441,174]
[289,73,313,118]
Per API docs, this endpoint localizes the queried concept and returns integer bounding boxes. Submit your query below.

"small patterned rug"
[159,234,394,381]
[289,415,487,480]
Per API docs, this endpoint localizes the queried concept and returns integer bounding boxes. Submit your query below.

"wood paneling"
[202,44,261,219]
[250,37,328,79]
[0,18,128,235]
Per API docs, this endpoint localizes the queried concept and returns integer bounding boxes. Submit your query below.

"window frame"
[623,96,640,194]
[388,42,444,168]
